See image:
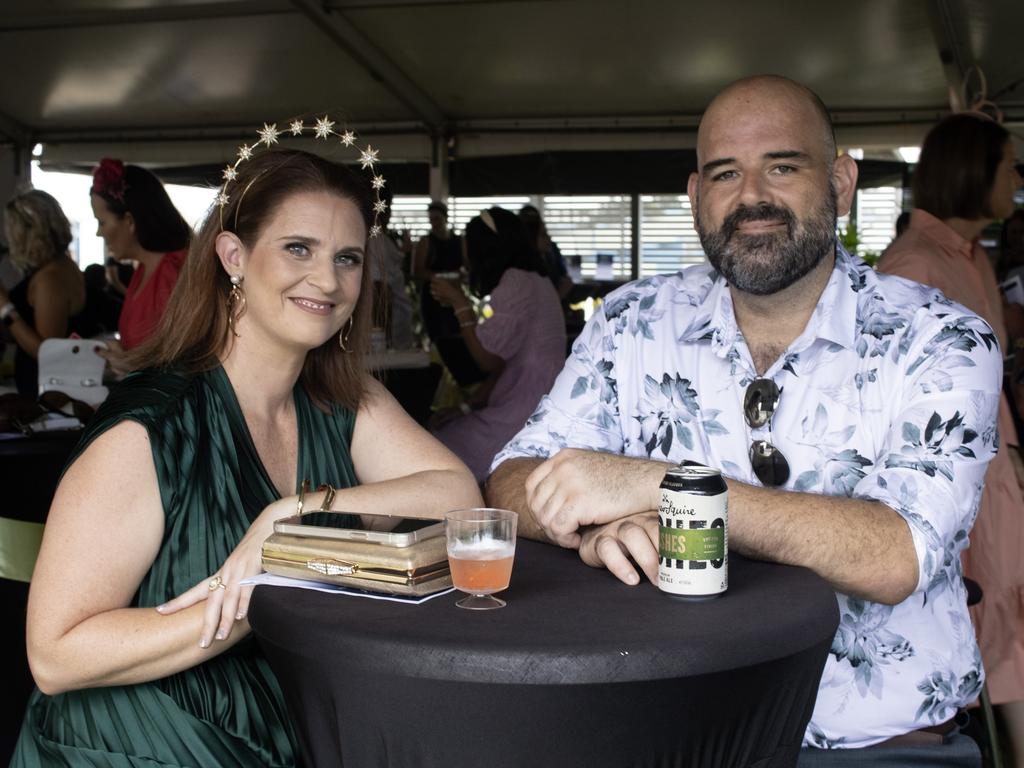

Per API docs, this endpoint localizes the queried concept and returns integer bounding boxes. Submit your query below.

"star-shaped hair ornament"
[359,145,379,170]
[314,116,335,139]
[258,123,280,146]
[216,115,388,237]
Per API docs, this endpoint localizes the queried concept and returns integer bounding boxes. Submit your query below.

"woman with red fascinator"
[89,159,191,373]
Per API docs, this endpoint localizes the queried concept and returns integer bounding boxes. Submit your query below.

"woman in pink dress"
[429,207,566,483]
[878,112,1024,757]
[90,159,192,369]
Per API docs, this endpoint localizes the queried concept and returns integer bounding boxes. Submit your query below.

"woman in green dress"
[13,149,482,766]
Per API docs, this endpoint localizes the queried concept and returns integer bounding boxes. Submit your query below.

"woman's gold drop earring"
[227,274,246,337]
[339,317,353,352]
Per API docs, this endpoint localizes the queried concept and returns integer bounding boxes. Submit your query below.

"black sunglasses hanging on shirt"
[743,378,791,487]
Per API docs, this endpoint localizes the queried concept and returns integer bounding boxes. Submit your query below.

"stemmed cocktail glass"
[445,508,517,610]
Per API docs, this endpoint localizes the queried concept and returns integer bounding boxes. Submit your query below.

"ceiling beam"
[0,1,291,32]
[288,0,447,133]
[30,120,426,145]
[925,0,973,111]
[326,0,557,7]
[25,105,988,147]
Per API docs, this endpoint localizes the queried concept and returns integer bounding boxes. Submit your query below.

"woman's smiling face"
[234,190,367,353]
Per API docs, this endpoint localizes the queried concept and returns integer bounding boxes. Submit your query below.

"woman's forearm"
[300,468,482,519]
[28,602,248,695]
[450,301,503,373]
[6,310,45,358]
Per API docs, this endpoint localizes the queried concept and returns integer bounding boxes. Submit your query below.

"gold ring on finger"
[208,576,226,591]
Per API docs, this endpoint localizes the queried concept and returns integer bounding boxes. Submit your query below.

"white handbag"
[37,338,109,407]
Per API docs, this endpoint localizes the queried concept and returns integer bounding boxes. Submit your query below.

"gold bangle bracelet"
[316,483,336,512]
[296,479,310,515]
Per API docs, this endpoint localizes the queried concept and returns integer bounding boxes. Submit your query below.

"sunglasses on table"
[743,378,790,487]
[1,391,95,435]
[38,390,96,423]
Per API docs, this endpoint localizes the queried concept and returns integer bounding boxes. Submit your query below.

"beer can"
[657,466,728,597]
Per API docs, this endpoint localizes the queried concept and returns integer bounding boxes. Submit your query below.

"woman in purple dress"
[429,207,566,483]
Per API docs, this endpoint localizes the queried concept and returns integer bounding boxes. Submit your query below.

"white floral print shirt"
[493,247,1001,748]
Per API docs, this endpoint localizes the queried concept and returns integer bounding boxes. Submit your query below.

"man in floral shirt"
[487,76,1000,765]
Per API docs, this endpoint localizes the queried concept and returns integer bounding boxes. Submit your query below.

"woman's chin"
[302,328,344,352]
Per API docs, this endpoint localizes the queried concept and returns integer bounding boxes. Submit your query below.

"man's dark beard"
[696,187,837,296]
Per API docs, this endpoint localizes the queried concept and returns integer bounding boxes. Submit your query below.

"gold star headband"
[216,116,388,237]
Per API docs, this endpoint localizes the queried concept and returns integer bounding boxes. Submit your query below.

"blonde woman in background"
[0,190,101,396]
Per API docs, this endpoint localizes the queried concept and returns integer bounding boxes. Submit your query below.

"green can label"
[659,526,725,560]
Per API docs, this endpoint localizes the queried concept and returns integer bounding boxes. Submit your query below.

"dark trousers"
[797,731,980,767]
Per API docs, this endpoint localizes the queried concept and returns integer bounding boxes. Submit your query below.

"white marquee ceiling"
[0,0,1020,167]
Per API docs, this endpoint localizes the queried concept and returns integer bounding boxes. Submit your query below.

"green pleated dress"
[12,366,359,767]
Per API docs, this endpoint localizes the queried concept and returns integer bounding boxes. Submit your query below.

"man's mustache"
[720,203,796,241]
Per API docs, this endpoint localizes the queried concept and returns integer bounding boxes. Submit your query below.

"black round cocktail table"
[250,539,839,768]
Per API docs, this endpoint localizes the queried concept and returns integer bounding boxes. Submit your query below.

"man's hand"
[579,511,660,586]
[524,448,668,547]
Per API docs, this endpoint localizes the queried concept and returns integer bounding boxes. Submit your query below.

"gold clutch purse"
[261,531,452,597]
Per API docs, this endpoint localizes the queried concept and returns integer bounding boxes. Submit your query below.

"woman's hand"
[156,497,293,648]
[98,339,131,378]
[429,276,467,311]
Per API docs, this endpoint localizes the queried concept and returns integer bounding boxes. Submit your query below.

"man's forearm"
[484,458,551,542]
[728,481,919,605]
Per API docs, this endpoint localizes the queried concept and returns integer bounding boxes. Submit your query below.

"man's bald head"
[686,75,858,298]
[696,75,837,165]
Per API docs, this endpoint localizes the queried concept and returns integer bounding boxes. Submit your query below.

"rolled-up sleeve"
[852,310,1002,593]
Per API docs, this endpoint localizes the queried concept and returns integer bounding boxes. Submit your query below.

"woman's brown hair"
[912,113,1010,221]
[126,149,375,411]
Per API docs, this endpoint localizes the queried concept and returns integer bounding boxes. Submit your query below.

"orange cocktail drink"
[445,508,518,610]
[448,545,516,594]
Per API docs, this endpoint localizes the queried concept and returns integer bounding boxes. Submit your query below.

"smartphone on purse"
[273,512,445,548]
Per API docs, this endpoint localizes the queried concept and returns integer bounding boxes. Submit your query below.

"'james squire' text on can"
[658,466,728,597]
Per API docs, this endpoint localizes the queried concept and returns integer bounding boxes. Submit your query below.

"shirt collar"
[681,246,862,354]
[909,208,975,261]
[801,245,860,351]
[672,269,741,355]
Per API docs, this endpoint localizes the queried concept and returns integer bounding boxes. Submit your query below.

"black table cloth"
[250,539,839,768]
